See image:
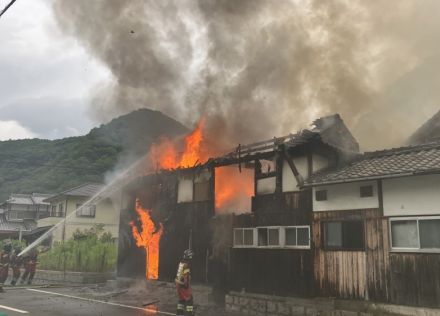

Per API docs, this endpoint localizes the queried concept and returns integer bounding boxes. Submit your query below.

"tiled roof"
[31,193,52,205]
[7,194,34,205]
[306,142,440,185]
[0,214,35,232]
[44,183,104,202]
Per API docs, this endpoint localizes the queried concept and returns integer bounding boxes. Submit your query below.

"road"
[0,287,173,316]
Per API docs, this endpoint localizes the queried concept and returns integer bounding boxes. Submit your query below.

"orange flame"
[130,199,163,280]
[150,119,254,213]
[215,166,254,213]
[150,120,205,170]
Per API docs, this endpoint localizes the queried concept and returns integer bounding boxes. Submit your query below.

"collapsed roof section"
[210,113,359,168]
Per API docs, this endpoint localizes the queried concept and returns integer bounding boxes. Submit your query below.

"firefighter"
[20,248,38,285]
[10,246,22,286]
[175,249,195,316]
[0,240,12,292]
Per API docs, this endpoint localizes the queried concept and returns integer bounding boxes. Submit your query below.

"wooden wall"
[230,248,314,297]
[390,253,440,307]
[313,209,390,301]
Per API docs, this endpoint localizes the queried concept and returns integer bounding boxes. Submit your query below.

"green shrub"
[38,226,117,273]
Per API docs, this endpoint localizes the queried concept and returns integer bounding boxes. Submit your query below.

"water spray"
[18,155,150,258]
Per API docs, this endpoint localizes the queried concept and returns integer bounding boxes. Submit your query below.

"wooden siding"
[231,248,314,297]
[313,209,390,301]
[390,253,440,307]
[251,190,313,226]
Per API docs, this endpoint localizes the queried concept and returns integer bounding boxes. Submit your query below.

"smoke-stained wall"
[53,0,440,151]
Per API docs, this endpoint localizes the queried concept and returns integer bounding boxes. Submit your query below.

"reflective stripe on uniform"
[186,305,194,311]
[177,303,184,310]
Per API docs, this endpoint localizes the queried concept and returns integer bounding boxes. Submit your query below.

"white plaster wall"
[282,157,309,192]
[383,174,440,216]
[313,154,329,173]
[313,181,379,212]
[257,177,276,195]
[177,177,193,203]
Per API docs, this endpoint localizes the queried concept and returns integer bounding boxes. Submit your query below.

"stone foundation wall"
[33,270,116,284]
[225,292,440,316]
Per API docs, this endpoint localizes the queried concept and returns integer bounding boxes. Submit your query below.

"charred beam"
[282,147,304,187]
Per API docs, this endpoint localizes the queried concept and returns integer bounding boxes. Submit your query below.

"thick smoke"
[53,0,440,151]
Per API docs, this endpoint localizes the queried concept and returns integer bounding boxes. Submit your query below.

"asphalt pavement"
[0,287,170,316]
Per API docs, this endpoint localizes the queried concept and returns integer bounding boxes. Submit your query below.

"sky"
[1,0,439,151]
[0,0,111,140]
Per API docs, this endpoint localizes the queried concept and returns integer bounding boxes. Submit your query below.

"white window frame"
[233,226,311,249]
[257,226,282,248]
[389,216,440,253]
[284,225,311,249]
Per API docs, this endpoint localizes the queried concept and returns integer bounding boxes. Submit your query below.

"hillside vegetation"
[0,109,188,201]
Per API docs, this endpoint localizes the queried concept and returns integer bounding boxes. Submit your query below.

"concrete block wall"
[225,292,440,316]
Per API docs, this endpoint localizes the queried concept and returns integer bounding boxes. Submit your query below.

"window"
[258,227,281,247]
[323,220,364,250]
[360,185,373,197]
[257,159,276,176]
[76,204,96,218]
[50,205,56,216]
[390,217,440,251]
[233,228,255,247]
[268,228,280,246]
[234,226,311,249]
[285,226,310,248]
[258,228,269,246]
[315,190,327,201]
[57,203,64,217]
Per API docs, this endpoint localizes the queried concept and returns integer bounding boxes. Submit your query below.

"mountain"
[407,109,440,145]
[0,109,188,202]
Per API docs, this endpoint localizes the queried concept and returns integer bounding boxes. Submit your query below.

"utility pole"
[0,0,18,18]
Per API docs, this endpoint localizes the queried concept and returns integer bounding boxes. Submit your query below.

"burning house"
[116,112,440,309]
[117,114,357,290]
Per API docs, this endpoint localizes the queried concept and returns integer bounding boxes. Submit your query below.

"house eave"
[305,169,440,187]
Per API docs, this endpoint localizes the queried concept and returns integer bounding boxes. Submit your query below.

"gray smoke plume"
[53,0,440,151]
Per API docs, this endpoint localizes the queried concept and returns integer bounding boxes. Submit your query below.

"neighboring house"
[0,207,49,242]
[0,193,52,222]
[37,183,119,243]
[306,141,440,307]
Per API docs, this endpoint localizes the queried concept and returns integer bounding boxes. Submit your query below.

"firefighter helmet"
[183,249,194,260]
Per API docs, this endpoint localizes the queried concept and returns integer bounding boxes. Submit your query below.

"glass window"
[391,220,418,248]
[258,228,268,246]
[58,203,64,217]
[324,222,342,248]
[420,219,440,249]
[315,190,327,201]
[323,221,364,250]
[234,229,243,246]
[360,185,373,197]
[285,228,297,246]
[297,227,309,246]
[76,204,96,218]
[268,228,280,246]
[243,229,254,246]
[344,221,364,249]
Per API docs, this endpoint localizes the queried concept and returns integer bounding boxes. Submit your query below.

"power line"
[0,0,17,18]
